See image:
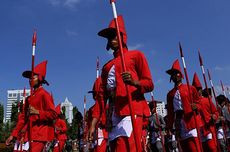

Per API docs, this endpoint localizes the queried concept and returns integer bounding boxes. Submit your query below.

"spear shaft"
[208,70,229,148]
[198,50,221,152]
[179,43,203,152]
[220,80,227,97]
[28,30,37,152]
[109,1,141,151]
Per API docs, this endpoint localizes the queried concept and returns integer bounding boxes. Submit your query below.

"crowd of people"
[4,12,230,152]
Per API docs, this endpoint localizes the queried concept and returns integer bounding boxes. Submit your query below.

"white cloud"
[48,0,81,9]
[66,30,78,37]
[214,65,230,71]
[49,0,60,6]
[215,85,230,96]
[64,0,81,8]
[128,43,143,50]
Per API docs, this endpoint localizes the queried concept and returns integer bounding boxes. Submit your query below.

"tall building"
[5,89,30,122]
[61,97,73,124]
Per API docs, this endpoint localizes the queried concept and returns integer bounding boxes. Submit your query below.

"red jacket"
[11,113,25,140]
[55,118,67,140]
[167,84,200,130]
[22,86,57,141]
[98,48,153,117]
[199,96,219,136]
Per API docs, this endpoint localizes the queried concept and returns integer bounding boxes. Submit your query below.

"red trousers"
[180,137,202,152]
[110,116,143,152]
[53,140,66,152]
[94,139,107,152]
[30,141,46,152]
[202,139,217,152]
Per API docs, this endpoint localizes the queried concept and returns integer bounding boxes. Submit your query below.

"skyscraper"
[5,89,30,122]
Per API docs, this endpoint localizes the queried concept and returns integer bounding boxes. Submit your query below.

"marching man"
[166,59,202,152]
[88,77,108,152]
[53,104,67,152]
[192,73,219,152]
[88,15,154,152]
[13,60,57,152]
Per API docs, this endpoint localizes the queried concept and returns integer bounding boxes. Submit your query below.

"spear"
[208,70,229,148]
[179,42,203,152]
[83,95,87,151]
[96,57,99,78]
[19,87,26,152]
[28,30,37,152]
[220,80,227,97]
[227,87,230,96]
[23,87,26,105]
[198,50,221,152]
[150,92,166,152]
[109,0,141,151]
[31,30,37,94]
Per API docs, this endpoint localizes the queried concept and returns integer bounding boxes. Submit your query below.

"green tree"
[0,103,4,142]
[0,103,3,124]
[11,103,19,123]
[67,106,83,140]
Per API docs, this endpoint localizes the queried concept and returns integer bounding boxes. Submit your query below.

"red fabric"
[23,86,57,141]
[199,97,219,136]
[55,118,67,140]
[192,73,202,89]
[202,135,217,152]
[30,141,46,152]
[53,140,66,152]
[167,84,200,130]
[141,129,148,152]
[98,48,153,116]
[110,116,143,152]
[55,104,61,115]
[94,139,107,152]
[11,113,25,138]
[98,15,127,45]
[180,137,202,152]
[166,59,184,78]
[34,60,47,81]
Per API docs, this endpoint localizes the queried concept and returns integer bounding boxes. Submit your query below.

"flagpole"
[108,1,141,151]
[179,42,203,152]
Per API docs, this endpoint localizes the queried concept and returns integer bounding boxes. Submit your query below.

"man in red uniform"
[88,15,154,152]
[53,104,67,152]
[6,101,29,152]
[166,59,202,152]
[14,60,57,152]
[88,77,108,152]
[192,73,219,152]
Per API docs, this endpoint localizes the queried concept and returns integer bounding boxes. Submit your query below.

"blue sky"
[0,0,230,113]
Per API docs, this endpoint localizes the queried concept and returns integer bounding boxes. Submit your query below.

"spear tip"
[179,42,184,57]
[32,30,37,46]
[198,49,203,66]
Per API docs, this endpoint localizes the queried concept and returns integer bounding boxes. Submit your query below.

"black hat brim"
[98,28,116,38]
[22,70,49,86]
